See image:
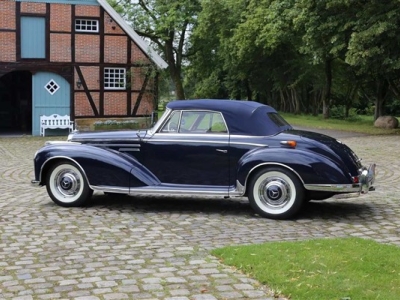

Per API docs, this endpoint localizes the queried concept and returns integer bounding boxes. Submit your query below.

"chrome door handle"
[216,149,228,153]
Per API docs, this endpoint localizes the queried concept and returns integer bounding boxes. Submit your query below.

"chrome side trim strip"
[45,141,81,145]
[91,185,244,197]
[155,133,228,138]
[151,139,229,145]
[232,142,266,147]
[129,186,230,196]
[74,138,140,142]
[90,144,141,147]
[119,148,140,152]
[304,184,360,193]
[149,138,266,147]
[91,186,130,194]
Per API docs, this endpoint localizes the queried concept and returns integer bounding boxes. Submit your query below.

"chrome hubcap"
[55,170,81,197]
[258,177,291,208]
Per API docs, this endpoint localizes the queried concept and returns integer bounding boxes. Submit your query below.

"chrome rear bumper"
[359,163,376,194]
[304,163,376,194]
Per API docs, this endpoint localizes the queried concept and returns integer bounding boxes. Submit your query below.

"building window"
[104,68,126,90]
[75,19,99,32]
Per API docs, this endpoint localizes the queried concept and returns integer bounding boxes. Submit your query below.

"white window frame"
[104,68,127,90]
[44,79,60,95]
[75,19,99,33]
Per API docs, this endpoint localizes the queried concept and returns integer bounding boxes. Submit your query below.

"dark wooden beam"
[75,66,99,116]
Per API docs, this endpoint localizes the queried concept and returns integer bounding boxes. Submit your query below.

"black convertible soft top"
[167,99,292,136]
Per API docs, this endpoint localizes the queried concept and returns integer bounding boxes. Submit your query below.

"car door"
[142,110,230,187]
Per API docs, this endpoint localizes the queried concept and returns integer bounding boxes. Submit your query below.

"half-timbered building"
[0,0,167,135]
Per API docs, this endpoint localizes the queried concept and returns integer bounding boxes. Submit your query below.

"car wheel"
[46,161,93,207]
[248,167,304,219]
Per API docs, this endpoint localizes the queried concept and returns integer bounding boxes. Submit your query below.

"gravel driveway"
[0,131,397,300]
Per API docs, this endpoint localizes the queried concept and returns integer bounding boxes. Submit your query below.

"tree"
[345,0,400,119]
[185,0,246,99]
[108,0,202,100]
[288,0,360,118]
[187,0,400,118]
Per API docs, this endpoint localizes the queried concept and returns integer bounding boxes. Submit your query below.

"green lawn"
[281,112,400,135]
[212,238,400,300]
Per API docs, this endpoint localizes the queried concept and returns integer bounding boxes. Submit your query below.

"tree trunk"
[170,70,185,100]
[374,79,389,120]
[284,88,292,112]
[322,59,333,119]
[310,87,319,116]
[345,105,350,118]
[279,88,286,112]
[165,40,185,100]
[246,80,252,101]
[322,87,329,118]
[291,87,300,114]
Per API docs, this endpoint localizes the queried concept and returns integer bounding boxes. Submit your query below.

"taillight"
[352,176,359,183]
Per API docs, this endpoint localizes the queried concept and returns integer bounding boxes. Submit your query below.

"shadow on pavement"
[297,200,369,220]
[75,193,371,220]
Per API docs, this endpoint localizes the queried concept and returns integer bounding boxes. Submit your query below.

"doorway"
[0,71,32,134]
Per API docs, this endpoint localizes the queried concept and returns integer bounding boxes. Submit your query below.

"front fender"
[237,148,351,187]
[34,143,160,188]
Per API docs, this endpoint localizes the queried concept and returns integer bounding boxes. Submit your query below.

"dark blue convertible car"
[32,100,376,219]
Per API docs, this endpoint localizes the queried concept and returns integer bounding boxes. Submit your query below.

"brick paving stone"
[0,134,399,299]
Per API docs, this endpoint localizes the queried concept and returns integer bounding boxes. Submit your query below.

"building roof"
[18,0,168,69]
[97,0,167,69]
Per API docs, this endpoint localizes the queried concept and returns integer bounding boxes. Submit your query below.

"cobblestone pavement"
[0,133,398,300]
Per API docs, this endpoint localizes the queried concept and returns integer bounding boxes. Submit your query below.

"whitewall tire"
[248,167,304,219]
[46,161,93,207]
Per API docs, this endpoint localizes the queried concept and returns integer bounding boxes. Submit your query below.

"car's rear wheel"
[46,161,93,207]
[248,167,304,219]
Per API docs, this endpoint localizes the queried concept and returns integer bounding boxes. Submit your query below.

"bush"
[93,120,140,130]
[330,105,361,121]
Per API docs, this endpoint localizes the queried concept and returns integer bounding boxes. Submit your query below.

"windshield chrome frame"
[147,108,172,135]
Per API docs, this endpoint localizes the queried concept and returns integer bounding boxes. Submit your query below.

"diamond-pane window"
[104,68,126,90]
[45,80,60,95]
[75,19,99,32]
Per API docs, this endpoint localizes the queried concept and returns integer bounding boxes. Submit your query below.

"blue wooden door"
[32,72,70,136]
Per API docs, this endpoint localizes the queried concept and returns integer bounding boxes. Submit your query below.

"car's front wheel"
[46,161,93,207]
[248,167,304,219]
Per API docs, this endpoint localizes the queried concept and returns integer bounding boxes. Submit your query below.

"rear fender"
[35,144,160,188]
[237,148,351,190]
